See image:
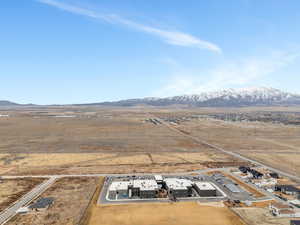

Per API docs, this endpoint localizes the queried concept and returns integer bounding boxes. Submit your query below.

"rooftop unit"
[154,175,163,183]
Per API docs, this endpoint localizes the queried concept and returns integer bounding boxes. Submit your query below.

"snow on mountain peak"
[145,87,300,106]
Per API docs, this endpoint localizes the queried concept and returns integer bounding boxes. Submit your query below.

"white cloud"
[37,0,221,53]
[155,51,300,97]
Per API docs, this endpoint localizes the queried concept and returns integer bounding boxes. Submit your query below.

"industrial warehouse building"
[164,178,193,197]
[107,176,222,200]
[194,182,217,197]
[108,181,131,199]
[129,179,159,198]
[108,179,159,199]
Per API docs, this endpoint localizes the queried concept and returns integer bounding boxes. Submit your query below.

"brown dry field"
[0,106,299,176]
[233,207,297,225]
[87,202,245,225]
[164,108,300,176]
[0,178,44,211]
[7,177,100,225]
[0,107,236,175]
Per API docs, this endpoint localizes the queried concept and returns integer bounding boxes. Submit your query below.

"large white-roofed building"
[194,182,217,197]
[129,179,159,198]
[164,178,193,197]
[108,181,132,199]
[108,179,159,199]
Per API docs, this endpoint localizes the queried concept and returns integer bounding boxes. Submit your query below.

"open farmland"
[86,202,245,225]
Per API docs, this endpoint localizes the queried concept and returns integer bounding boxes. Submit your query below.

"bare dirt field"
[7,177,101,225]
[233,207,297,225]
[0,178,44,211]
[86,201,245,225]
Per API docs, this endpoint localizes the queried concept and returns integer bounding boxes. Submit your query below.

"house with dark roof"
[275,185,300,196]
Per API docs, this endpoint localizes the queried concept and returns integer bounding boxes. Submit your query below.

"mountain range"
[91,87,300,107]
[1,87,300,107]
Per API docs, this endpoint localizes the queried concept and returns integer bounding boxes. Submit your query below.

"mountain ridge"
[1,87,300,107]
[91,87,300,107]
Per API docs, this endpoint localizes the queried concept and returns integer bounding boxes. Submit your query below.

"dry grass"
[1,106,300,176]
[0,108,235,175]
[87,202,246,225]
[0,153,116,167]
[246,153,300,176]
[233,207,295,225]
[7,177,101,225]
[0,178,44,211]
[177,116,300,175]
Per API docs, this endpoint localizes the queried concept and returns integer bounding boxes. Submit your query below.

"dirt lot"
[86,201,245,225]
[7,177,101,225]
[0,178,44,211]
[233,207,297,225]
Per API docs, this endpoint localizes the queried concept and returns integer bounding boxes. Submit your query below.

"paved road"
[0,177,57,225]
[152,116,300,183]
[1,167,230,180]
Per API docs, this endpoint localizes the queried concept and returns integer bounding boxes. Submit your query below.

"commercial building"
[194,182,217,197]
[164,178,193,198]
[129,179,159,199]
[108,179,159,199]
[108,181,131,199]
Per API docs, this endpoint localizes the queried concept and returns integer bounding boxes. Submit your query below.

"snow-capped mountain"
[96,87,300,107]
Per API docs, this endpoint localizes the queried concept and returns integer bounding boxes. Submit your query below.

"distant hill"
[0,100,20,106]
[82,87,300,107]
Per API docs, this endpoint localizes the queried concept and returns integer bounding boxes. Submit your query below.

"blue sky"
[1,0,300,104]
